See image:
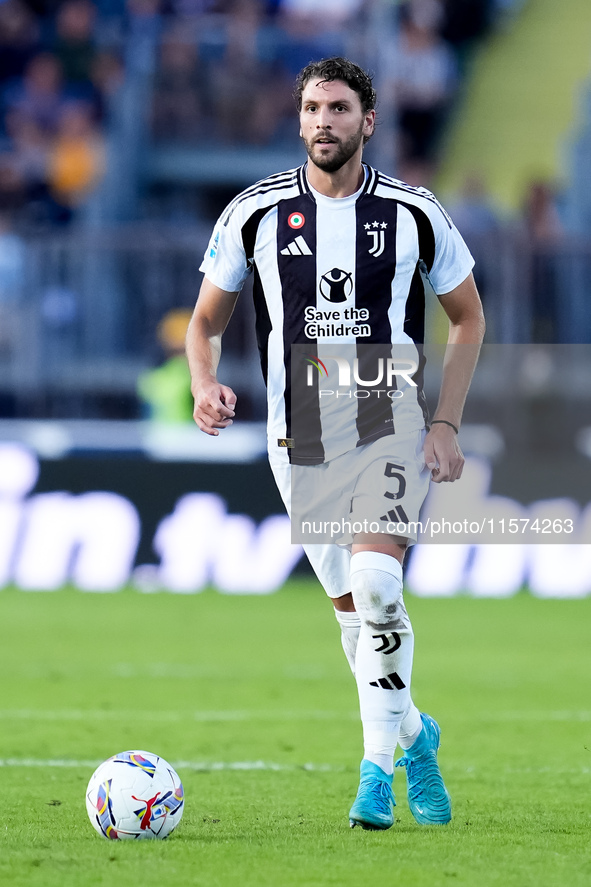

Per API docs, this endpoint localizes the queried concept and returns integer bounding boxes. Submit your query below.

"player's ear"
[364,109,376,138]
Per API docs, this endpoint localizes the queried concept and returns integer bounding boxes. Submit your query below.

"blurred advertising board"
[1,345,591,597]
[0,437,302,595]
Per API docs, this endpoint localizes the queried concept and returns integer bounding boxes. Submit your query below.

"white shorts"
[270,430,430,597]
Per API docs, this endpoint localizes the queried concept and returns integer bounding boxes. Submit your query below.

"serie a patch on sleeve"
[277,438,295,448]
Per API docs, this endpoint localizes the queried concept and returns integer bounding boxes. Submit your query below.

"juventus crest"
[365,221,388,258]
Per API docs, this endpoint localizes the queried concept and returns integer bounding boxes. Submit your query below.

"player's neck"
[306,156,365,199]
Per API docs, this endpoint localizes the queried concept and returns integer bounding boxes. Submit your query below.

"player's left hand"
[424,424,464,483]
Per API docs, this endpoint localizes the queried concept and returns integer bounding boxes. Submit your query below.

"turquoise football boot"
[349,760,395,830]
[395,713,451,825]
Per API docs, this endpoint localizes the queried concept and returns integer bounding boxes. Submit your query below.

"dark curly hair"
[293,57,377,114]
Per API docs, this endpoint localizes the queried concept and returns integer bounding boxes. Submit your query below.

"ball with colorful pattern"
[86,750,184,840]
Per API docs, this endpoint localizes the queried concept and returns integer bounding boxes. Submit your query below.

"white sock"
[350,551,415,774]
[399,702,423,749]
[334,607,421,752]
[362,724,398,775]
[334,608,361,675]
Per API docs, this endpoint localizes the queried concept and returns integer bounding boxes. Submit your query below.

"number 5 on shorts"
[384,462,406,501]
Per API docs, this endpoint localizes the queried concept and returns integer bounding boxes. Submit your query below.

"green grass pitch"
[0,581,589,887]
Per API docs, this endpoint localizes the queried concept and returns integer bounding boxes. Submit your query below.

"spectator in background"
[126,0,163,23]
[274,0,358,80]
[447,171,500,237]
[152,33,202,141]
[250,0,365,144]
[0,156,27,218]
[4,52,68,135]
[47,101,105,209]
[6,111,50,193]
[439,0,494,73]
[522,179,563,243]
[137,308,194,423]
[447,171,500,313]
[52,0,98,93]
[3,105,78,227]
[210,0,280,144]
[4,109,49,192]
[0,0,40,90]
[521,179,564,342]
[89,48,125,119]
[386,0,457,185]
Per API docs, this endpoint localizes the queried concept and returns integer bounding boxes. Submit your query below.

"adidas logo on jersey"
[281,236,312,256]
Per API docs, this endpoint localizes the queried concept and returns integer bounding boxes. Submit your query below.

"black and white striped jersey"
[200,163,474,465]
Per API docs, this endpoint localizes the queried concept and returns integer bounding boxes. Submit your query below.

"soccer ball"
[86,750,184,840]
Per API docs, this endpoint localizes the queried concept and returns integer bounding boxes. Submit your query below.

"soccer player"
[187,57,485,830]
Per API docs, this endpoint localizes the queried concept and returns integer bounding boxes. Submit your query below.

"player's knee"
[350,551,409,632]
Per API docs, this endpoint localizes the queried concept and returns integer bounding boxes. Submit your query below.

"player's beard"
[303,123,365,173]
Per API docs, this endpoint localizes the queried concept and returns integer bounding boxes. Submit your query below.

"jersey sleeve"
[199,207,252,293]
[425,201,475,296]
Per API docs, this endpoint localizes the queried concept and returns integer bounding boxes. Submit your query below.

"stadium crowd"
[0,0,122,228]
[0,0,584,423]
[0,0,503,231]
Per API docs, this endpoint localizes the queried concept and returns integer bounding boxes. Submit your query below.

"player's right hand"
[192,380,237,436]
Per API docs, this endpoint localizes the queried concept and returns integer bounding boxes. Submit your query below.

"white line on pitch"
[481,711,591,721]
[0,709,358,722]
[1,709,590,723]
[0,759,588,776]
[0,759,343,773]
